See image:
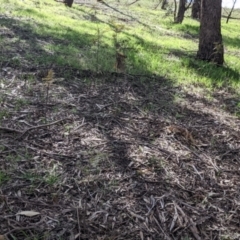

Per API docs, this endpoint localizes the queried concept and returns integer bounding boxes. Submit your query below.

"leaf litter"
[0,65,239,239]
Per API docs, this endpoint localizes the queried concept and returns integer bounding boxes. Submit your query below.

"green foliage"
[0,171,10,185]
[0,109,10,122]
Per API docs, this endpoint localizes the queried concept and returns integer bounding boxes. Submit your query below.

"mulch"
[0,65,240,239]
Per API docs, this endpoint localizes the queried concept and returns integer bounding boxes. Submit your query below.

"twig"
[153,0,161,10]
[127,209,145,221]
[76,208,81,240]
[15,118,70,140]
[127,0,140,6]
[4,226,37,237]
[222,15,240,20]
[0,127,22,134]
[175,203,201,240]
[24,142,76,158]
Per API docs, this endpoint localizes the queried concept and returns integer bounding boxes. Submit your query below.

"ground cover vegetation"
[0,0,240,239]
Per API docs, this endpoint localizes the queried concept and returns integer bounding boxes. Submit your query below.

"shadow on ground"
[0,8,240,240]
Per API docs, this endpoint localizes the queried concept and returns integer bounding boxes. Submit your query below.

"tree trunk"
[64,0,73,7]
[174,0,186,23]
[191,0,200,19]
[161,0,168,10]
[197,0,224,65]
[173,0,177,20]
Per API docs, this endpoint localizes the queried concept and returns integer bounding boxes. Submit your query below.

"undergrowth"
[0,0,239,92]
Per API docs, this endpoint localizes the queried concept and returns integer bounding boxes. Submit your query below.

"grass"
[0,0,239,94]
[1,2,240,239]
[0,171,9,185]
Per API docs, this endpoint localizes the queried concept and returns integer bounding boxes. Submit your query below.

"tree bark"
[161,0,168,10]
[191,0,200,19]
[64,0,73,7]
[197,0,224,65]
[174,0,186,23]
[173,0,177,20]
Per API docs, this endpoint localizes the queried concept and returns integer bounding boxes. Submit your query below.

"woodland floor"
[1,2,240,240]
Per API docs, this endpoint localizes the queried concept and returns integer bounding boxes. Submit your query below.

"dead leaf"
[42,69,55,83]
[166,125,196,145]
[17,210,40,217]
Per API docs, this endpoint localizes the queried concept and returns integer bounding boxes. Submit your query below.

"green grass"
[0,0,239,92]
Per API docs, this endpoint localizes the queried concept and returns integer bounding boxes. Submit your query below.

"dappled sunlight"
[0,0,240,239]
[1,0,239,89]
[1,60,240,239]
[177,90,240,129]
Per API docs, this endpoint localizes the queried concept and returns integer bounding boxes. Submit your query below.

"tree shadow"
[224,35,240,49]
[169,21,240,50]
[173,23,199,39]
[53,65,240,238]
[164,47,240,116]
[165,46,240,84]
[1,8,240,240]
[0,15,119,73]
[184,54,240,85]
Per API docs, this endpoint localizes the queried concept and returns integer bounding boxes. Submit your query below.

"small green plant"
[0,171,9,185]
[0,109,10,121]
[148,157,166,170]
[6,153,22,162]
[144,102,158,112]
[22,171,42,183]
[43,162,62,186]
[93,25,102,72]
[11,56,21,67]
[45,173,59,186]
[15,98,29,110]
[235,102,240,117]
[110,20,127,73]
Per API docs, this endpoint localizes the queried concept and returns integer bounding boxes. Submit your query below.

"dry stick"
[76,208,81,240]
[25,144,76,159]
[153,215,172,240]
[15,118,70,140]
[222,15,240,20]
[226,0,237,23]
[175,203,201,240]
[0,127,22,134]
[45,83,50,121]
[127,0,140,6]
[153,0,162,10]
[4,226,37,238]
[0,142,24,159]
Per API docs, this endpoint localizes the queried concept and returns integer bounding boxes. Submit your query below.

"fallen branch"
[222,15,240,20]
[4,226,37,238]
[127,0,140,6]
[0,127,22,134]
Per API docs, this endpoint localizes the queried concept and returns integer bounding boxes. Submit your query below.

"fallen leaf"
[17,210,40,217]
[42,69,54,82]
